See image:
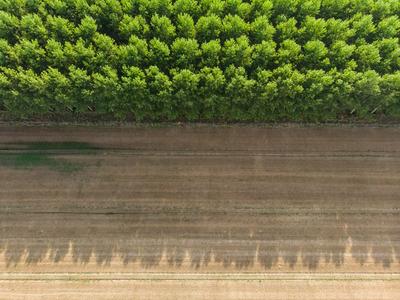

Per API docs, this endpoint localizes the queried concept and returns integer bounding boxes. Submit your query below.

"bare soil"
[1,275,400,300]
[0,126,399,298]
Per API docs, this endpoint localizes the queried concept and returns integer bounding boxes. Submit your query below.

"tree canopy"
[0,0,399,121]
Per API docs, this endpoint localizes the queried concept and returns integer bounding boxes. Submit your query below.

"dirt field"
[0,125,399,298]
[1,273,400,300]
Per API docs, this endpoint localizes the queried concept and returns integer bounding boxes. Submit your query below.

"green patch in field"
[24,142,99,152]
[0,141,99,152]
[0,152,82,172]
[0,142,99,172]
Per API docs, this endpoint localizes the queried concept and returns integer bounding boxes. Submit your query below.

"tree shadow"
[0,212,398,270]
[345,214,399,269]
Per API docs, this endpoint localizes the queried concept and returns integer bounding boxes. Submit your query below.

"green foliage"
[20,13,47,42]
[250,16,275,43]
[93,33,119,68]
[200,39,221,67]
[276,18,298,41]
[11,39,46,71]
[271,64,305,118]
[381,72,400,116]
[375,38,400,73]
[145,66,173,119]
[76,16,98,40]
[174,0,200,17]
[0,39,11,66]
[252,40,276,69]
[353,70,382,117]
[89,0,123,36]
[329,40,356,70]
[200,0,225,16]
[91,66,120,112]
[137,0,173,18]
[302,69,334,119]
[376,16,400,39]
[355,43,381,71]
[198,66,225,118]
[1,67,47,114]
[325,18,354,43]
[67,66,93,112]
[222,36,253,67]
[277,39,302,65]
[46,15,74,42]
[119,15,148,40]
[41,67,71,111]
[222,14,249,39]
[196,14,222,42]
[0,0,399,121]
[171,68,200,119]
[300,17,326,42]
[118,66,148,119]
[0,12,20,41]
[273,0,300,18]
[225,65,256,119]
[298,0,321,19]
[150,14,176,43]
[171,38,199,68]
[64,39,96,72]
[252,69,277,120]
[350,13,375,41]
[176,13,196,38]
[149,38,170,68]
[303,40,329,69]
[250,0,273,19]
[118,35,149,68]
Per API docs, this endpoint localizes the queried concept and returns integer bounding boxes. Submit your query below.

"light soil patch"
[0,274,399,300]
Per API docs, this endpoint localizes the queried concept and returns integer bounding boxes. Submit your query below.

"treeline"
[0,0,399,121]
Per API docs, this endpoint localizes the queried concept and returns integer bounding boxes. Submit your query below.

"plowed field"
[0,125,399,299]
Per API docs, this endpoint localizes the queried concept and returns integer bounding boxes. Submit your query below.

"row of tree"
[2,11,400,43]
[1,35,399,73]
[1,0,399,23]
[1,65,399,120]
[0,0,399,121]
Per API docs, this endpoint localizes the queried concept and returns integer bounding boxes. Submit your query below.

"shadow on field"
[0,213,398,270]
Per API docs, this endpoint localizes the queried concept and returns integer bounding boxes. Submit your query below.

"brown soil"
[0,126,399,298]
